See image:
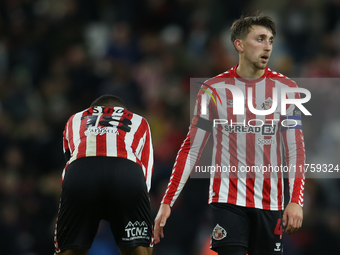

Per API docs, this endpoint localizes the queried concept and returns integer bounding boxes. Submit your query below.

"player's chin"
[254,62,267,70]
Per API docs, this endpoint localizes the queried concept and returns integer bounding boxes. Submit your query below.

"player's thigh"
[55,158,103,253]
[248,209,283,255]
[104,158,153,250]
[210,203,250,252]
[119,246,153,255]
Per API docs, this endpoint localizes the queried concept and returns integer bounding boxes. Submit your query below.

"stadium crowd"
[0,0,339,254]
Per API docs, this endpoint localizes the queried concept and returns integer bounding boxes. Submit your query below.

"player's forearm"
[288,177,305,207]
[161,150,193,207]
[283,127,306,206]
[287,143,306,206]
[162,127,209,206]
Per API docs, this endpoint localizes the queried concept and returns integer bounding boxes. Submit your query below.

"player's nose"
[264,40,272,51]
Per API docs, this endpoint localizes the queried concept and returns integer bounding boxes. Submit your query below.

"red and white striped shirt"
[62,106,154,191]
[162,65,305,211]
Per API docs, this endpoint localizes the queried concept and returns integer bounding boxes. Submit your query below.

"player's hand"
[283,202,303,234]
[154,203,171,244]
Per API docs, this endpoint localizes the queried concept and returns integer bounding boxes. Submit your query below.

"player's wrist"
[160,202,171,208]
[288,201,303,208]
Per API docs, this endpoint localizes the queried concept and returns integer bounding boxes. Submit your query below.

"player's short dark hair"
[90,95,126,108]
[230,14,276,49]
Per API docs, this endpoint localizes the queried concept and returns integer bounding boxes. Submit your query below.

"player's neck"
[236,62,265,79]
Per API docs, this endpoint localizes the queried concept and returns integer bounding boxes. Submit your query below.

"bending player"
[54,95,154,255]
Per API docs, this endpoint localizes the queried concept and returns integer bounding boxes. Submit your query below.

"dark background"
[0,0,339,254]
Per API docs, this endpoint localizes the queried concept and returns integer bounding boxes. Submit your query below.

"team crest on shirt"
[227,99,233,107]
[212,224,227,240]
[262,97,273,110]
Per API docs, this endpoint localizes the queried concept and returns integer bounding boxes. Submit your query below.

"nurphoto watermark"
[189,78,340,179]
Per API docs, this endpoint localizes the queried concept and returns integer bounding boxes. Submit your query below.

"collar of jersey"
[233,64,269,84]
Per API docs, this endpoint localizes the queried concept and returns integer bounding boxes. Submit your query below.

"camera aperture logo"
[198,82,223,107]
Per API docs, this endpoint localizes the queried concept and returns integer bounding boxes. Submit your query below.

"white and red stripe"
[162,65,305,211]
[62,106,154,192]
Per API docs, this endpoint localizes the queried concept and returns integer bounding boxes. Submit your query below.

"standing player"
[54,95,154,255]
[154,14,306,255]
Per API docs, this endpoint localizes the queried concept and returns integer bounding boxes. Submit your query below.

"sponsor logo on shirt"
[262,125,276,135]
[223,124,276,136]
[257,138,276,145]
[84,126,119,136]
[123,221,150,241]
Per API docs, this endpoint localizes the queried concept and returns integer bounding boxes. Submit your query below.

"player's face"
[241,25,274,70]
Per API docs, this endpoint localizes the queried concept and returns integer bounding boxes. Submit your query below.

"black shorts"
[210,203,283,255]
[54,157,153,254]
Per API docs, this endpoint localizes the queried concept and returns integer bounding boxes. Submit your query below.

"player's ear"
[234,39,243,53]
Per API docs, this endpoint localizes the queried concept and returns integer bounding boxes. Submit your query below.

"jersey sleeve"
[161,86,215,206]
[281,88,306,207]
[140,118,154,193]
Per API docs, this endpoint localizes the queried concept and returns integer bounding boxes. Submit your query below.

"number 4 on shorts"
[274,218,283,235]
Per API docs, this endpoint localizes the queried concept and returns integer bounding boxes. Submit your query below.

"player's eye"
[258,38,263,42]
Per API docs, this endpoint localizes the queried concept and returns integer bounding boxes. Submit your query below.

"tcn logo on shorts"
[123,221,149,241]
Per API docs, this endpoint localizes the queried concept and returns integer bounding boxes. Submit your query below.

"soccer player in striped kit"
[154,14,306,255]
[54,95,154,255]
